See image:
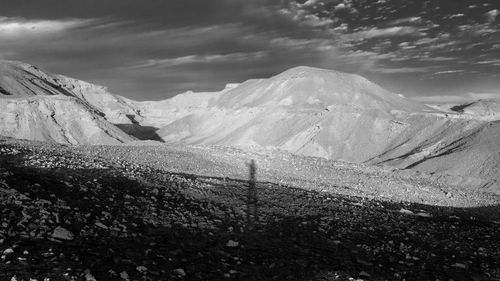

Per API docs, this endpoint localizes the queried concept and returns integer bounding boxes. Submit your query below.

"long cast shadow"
[0,146,499,281]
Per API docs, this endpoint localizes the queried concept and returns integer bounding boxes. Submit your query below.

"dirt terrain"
[0,137,499,281]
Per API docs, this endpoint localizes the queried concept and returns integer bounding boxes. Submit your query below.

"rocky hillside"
[157,67,439,162]
[0,96,134,145]
[370,120,500,192]
[0,61,136,144]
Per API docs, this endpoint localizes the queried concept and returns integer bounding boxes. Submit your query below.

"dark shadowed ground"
[0,138,499,281]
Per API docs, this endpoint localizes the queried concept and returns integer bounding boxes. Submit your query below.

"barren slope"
[0,60,136,144]
[371,120,500,192]
[450,99,500,121]
[153,67,500,189]
[158,67,438,162]
[0,96,134,144]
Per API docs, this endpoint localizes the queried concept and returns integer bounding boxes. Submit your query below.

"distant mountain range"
[1,60,498,191]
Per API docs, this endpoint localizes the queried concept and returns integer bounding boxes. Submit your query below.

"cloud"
[434,70,465,75]
[466,92,500,100]
[269,37,336,52]
[345,26,424,41]
[130,51,268,69]
[371,66,433,74]
[477,59,500,66]
[416,56,456,62]
[2,0,500,100]
[386,17,422,26]
[414,37,440,45]
[334,3,348,11]
[297,0,320,8]
[0,17,96,38]
[279,6,334,28]
[413,92,500,104]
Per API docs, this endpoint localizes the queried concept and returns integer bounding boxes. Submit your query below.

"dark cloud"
[1,0,499,100]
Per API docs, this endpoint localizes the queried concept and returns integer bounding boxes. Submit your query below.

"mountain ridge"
[0,60,136,144]
[0,60,498,190]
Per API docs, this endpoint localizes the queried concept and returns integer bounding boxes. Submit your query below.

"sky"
[0,0,499,101]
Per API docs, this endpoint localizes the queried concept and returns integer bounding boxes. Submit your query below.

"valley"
[1,61,499,193]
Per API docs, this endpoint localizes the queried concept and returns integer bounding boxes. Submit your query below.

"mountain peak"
[276,66,344,79]
[281,65,329,73]
[218,65,429,112]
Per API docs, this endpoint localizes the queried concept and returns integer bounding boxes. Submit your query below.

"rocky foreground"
[0,138,499,281]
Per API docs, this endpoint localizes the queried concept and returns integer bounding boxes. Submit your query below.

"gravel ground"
[0,138,499,281]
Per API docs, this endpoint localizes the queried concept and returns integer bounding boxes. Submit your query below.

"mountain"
[0,61,135,144]
[157,66,440,162]
[152,66,499,188]
[1,61,498,190]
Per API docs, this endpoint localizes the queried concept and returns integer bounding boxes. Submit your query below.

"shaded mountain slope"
[0,60,138,124]
[370,120,500,192]
[0,60,136,144]
[450,99,500,121]
[0,61,74,98]
[0,96,134,144]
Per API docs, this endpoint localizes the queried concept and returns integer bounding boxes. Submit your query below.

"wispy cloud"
[477,59,500,66]
[130,51,268,69]
[346,26,424,40]
[371,66,433,74]
[0,17,97,38]
[413,92,500,104]
[466,92,500,100]
[2,0,500,100]
[279,6,334,28]
[434,70,465,75]
[385,17,423,26]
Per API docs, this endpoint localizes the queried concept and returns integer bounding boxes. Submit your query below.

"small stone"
[51,226,74,240]
[119,271,129,280]
[359,271,370,277]
[84,269,97,281]
[3,248,14,255]
[174,268,186,277]
[226,240,239,247]
[95,222,108,229]
[136,266,148,273]
[452,263,467,269]
[416,212,432,218]
[399,208,414,215]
